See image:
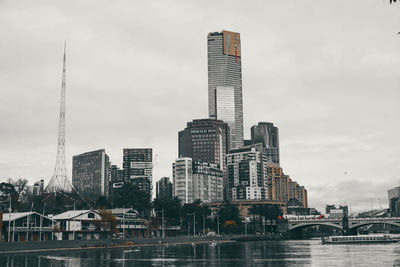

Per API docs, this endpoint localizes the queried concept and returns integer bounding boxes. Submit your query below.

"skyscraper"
[72,149,110,201]
[178,119,229,170]
[123,148,153,197]
[251,122,280,165]
[156,177,173,200]
[208,30,244,149]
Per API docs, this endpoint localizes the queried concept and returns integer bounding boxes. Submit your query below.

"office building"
[72,149,110,200]
[173,158,224,204]
[388,187,400,217]
[156,177,173,200]
[251,122,280,165]
[109,165,124,204]
[208,30,244,149]
[179,119,229,170]
[123,148,153,197]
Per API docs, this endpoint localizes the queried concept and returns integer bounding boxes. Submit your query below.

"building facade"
[156,177,173,200]
[109,165,124,204]
[72,149,110,201]
[251,122,280,165]
[208,30,244,149]
[226,146,266,201]
[123,148,153,197]
[388,187,400,217]
[173,158,224,204]
[178,119,229,170]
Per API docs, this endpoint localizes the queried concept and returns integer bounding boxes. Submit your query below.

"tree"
[96,209,118,236]
[182,200,211,235]
[153,196,182,225]
[7,178,28,201]
[94,196,111,209]
[113,183,151,213]
[218,201,241,234]
[0,182,18,211]
[390,0,397,4]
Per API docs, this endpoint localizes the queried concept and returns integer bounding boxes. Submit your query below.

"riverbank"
[0,235,246,254]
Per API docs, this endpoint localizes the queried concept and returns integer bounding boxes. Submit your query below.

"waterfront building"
[172,158,224,204]
[178,119,229,170]
[226,145,266,201]
[156,177,173,200]
[123,148,153,197]
[72,149,110,201]
[251,122,280,165]
[2,212,56,242]
[208,30,244,149]
[388,187,400,217]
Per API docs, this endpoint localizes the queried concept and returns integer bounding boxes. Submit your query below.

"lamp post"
[187,213,195,236]
[217,213,220,236]
[8,196,11,242]
[154,209,165,238]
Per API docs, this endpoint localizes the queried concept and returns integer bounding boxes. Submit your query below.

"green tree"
[113,183,151,213]
[95,196,112,209]
[218,201,241,234]
[153,197,182,225]
[182,200,211,235]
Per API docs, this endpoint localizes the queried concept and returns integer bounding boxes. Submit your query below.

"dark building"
[208,30,244,149]
[251,122,280,165]
[178,119,229,170]
[123,148,153,197]
[388,187,400,217]
[109,165,124,204]
[156,177,173,200]
[72,149,110,201]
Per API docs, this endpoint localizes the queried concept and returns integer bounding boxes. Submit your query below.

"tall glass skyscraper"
[208,30,244,149]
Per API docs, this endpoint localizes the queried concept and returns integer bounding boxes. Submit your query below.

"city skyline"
[0,1,399,213]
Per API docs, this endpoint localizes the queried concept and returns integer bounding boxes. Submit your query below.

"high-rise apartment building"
[173,158,224,204]
[251,122,280,165]
[226,146,266,201]
[72,149,110,200]
[123,148,153,197]
[109,164,124,204]
[208,30,244,149]
[178,119,229,170]
[156,177,173,200]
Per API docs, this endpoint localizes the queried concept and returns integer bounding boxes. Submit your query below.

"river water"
[2,238,400,266]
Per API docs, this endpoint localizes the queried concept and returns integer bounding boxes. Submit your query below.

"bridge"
[287,217,400,231]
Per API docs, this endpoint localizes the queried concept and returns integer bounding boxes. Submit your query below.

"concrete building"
[251,122,280,165]
[208,30,244,149]
[109,165,124,204]
[123,148,153,197]
[226,146,266,201]
[72,149,110,201]
[156,177,173,200]
[178,119,229,170]
[173,158,224,204]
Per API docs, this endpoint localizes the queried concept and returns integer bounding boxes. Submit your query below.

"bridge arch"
[289,222,342,231]
[349,221,400,230]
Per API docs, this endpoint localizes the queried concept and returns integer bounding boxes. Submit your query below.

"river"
[2,238,400,266]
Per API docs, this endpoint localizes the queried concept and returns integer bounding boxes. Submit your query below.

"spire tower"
[45,42,73,193]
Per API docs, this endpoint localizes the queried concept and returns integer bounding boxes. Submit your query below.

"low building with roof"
[2,212,56,242]
[51,210,103,240]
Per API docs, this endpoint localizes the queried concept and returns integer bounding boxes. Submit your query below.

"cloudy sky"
[1,0,399,213]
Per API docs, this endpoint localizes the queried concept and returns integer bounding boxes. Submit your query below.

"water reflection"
[1,239,400,266]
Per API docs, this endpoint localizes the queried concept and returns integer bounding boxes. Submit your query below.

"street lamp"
[187,213,195,237]
[154,209,165,238]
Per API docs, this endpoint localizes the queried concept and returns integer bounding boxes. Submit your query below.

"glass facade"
[208,30,244,149]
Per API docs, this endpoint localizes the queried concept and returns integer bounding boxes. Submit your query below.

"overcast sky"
[0,0,399,213]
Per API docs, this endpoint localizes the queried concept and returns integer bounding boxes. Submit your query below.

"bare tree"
[7,178,28,201]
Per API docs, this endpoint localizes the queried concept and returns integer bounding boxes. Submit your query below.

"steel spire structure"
[45,42,73,193]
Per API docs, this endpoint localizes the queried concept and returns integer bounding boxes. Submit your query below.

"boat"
[321,234,397,244]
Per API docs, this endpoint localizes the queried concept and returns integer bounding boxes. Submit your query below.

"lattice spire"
[45,41,73,193]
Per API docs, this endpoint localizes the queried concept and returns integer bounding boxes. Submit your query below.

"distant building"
[388,187,400,217]
[172,158,224,204]
[178,119,229,170]
[109,165,124,205]
[72,149,110,201]
[251,122,280,165]
[123,148,153,197]
[325,205,348,218]
[26,179,44,197]
[226,144,307,206]
[156,177,173,200]
[208,30,244,149]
